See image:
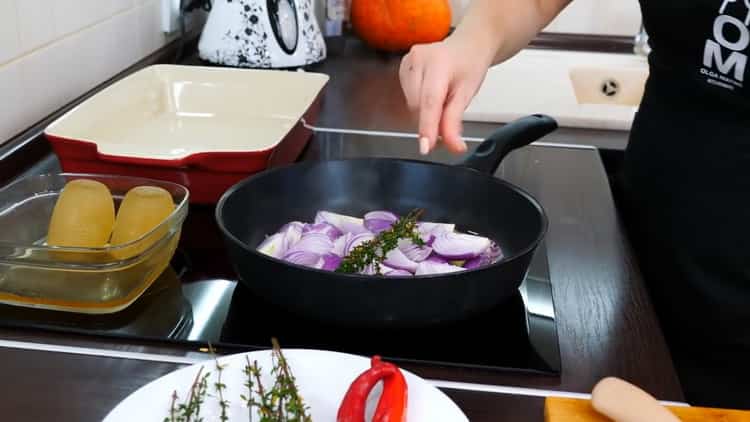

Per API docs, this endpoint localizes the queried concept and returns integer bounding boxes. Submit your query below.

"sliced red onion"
[279,221,304,251]
[464,241,504,270]
[363,219,392,234]
[379,264,396,273]
[365,210,398,221]
[322,253,342,271]
[257,233,285,259]
[415,261,466,276]
[397,239,432,262]
[344,232,375,255]
[384,248,418,273]
[418,222,455,237]
[358,263,398,276]
[359,264,377,275]
[432,232,491,260]
[364,210,398,234]
[283,250,324,269]
[385,269,412,277]
[425,254,448,264]
[332,232,351,257]
[302,222,342,241]
[288,233,334,255]
[314,211,369,235]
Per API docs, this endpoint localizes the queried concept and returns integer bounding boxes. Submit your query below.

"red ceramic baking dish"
[44,65,329,203]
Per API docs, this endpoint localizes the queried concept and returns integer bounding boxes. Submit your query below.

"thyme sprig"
[214,358,230,422]
[165,366,211,422]
[241,339,312,422]
[166,339,312,422]
[336,208,426,274]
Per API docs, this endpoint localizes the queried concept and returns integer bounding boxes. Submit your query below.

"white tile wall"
[0,0,204,143]
[137,0,179,57]
[448,0,642,37]
[17,0,58,53]
[545,0,642,37]
[0,0,20,65]
[0,61,31,141]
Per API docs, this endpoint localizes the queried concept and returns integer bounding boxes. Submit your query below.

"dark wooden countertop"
[0,36,682,421]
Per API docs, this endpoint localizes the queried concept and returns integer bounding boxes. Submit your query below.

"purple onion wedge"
[383,248,418,273]
[464,241,504,270]
[332,232,352,257]
[345,232,375,255]
[385,269,413,277]
[314,211,369,235]
[287,233,334,255]
[415,260,466,276]
[424,254,449,264]
[283,250,324,269]
[364,210,398,234]
[279,221,304,251]
[418,222,455,237]
[398,239,432,262]
[302,222,342,241]
[432,232,491,260]
[257,233,285,259]
[321,253,342,271]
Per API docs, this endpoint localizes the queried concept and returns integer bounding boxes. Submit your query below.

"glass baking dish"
[0,173,189,314]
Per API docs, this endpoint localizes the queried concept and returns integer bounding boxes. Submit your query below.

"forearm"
[449,0,572,65]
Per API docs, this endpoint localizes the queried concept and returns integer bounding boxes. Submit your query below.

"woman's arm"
[399,0,572,154]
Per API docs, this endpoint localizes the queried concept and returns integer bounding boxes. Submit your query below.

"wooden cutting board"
[545,397,750,422]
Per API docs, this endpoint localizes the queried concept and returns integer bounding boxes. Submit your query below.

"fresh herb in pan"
[336,208,425,275]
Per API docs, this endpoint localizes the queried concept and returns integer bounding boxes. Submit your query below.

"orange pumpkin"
[350,0,452,53]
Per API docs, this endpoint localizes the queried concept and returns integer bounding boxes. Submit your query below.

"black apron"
[619,0,750,408]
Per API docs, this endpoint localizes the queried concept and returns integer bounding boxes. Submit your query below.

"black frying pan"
[216,114,557,327]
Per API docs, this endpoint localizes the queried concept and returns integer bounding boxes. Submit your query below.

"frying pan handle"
[460,114,558,174]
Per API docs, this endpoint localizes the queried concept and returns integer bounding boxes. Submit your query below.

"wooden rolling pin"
[545,378,750,422]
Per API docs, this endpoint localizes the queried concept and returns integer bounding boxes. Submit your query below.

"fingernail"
[419,137,430,155]
[460,141,468,152]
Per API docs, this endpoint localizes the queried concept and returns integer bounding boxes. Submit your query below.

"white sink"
[463,49,649,131]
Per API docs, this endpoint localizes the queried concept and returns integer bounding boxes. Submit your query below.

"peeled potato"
[110,186,175,259]
[591,377,680,422]
[47,179,115,248]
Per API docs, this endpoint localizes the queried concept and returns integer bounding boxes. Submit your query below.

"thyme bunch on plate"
[165,339,311,422]
[336,208,425,274]
[242,339,312,422]
[165,366,211,422]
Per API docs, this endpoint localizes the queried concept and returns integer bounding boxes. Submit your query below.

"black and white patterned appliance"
[198,0,326,68]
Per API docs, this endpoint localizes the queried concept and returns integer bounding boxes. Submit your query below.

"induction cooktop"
[0,132,561,376]
[0,207,560,375]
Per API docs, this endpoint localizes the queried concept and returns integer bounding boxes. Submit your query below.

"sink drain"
[601,79,619,97]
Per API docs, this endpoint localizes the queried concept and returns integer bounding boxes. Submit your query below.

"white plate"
[103,349,469,422]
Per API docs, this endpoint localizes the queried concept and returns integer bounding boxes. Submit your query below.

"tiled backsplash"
[449,0,641,37]
[0,0,204,144]
[545,0,642,36]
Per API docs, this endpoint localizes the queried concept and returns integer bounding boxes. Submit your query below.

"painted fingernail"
[419,137,430,155]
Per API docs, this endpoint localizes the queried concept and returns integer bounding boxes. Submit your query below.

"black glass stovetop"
[0,133,561,375]
[0,209,560,375]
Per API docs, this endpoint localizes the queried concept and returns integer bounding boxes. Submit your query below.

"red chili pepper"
[372,357,408,422]
[337,356,397,422]
[337,356,408,422]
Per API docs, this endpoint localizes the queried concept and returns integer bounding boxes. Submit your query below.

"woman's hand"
[399,37,493,155]
[398,0,571,155]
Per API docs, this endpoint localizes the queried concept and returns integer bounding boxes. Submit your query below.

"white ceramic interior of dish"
[44,65,329,160]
